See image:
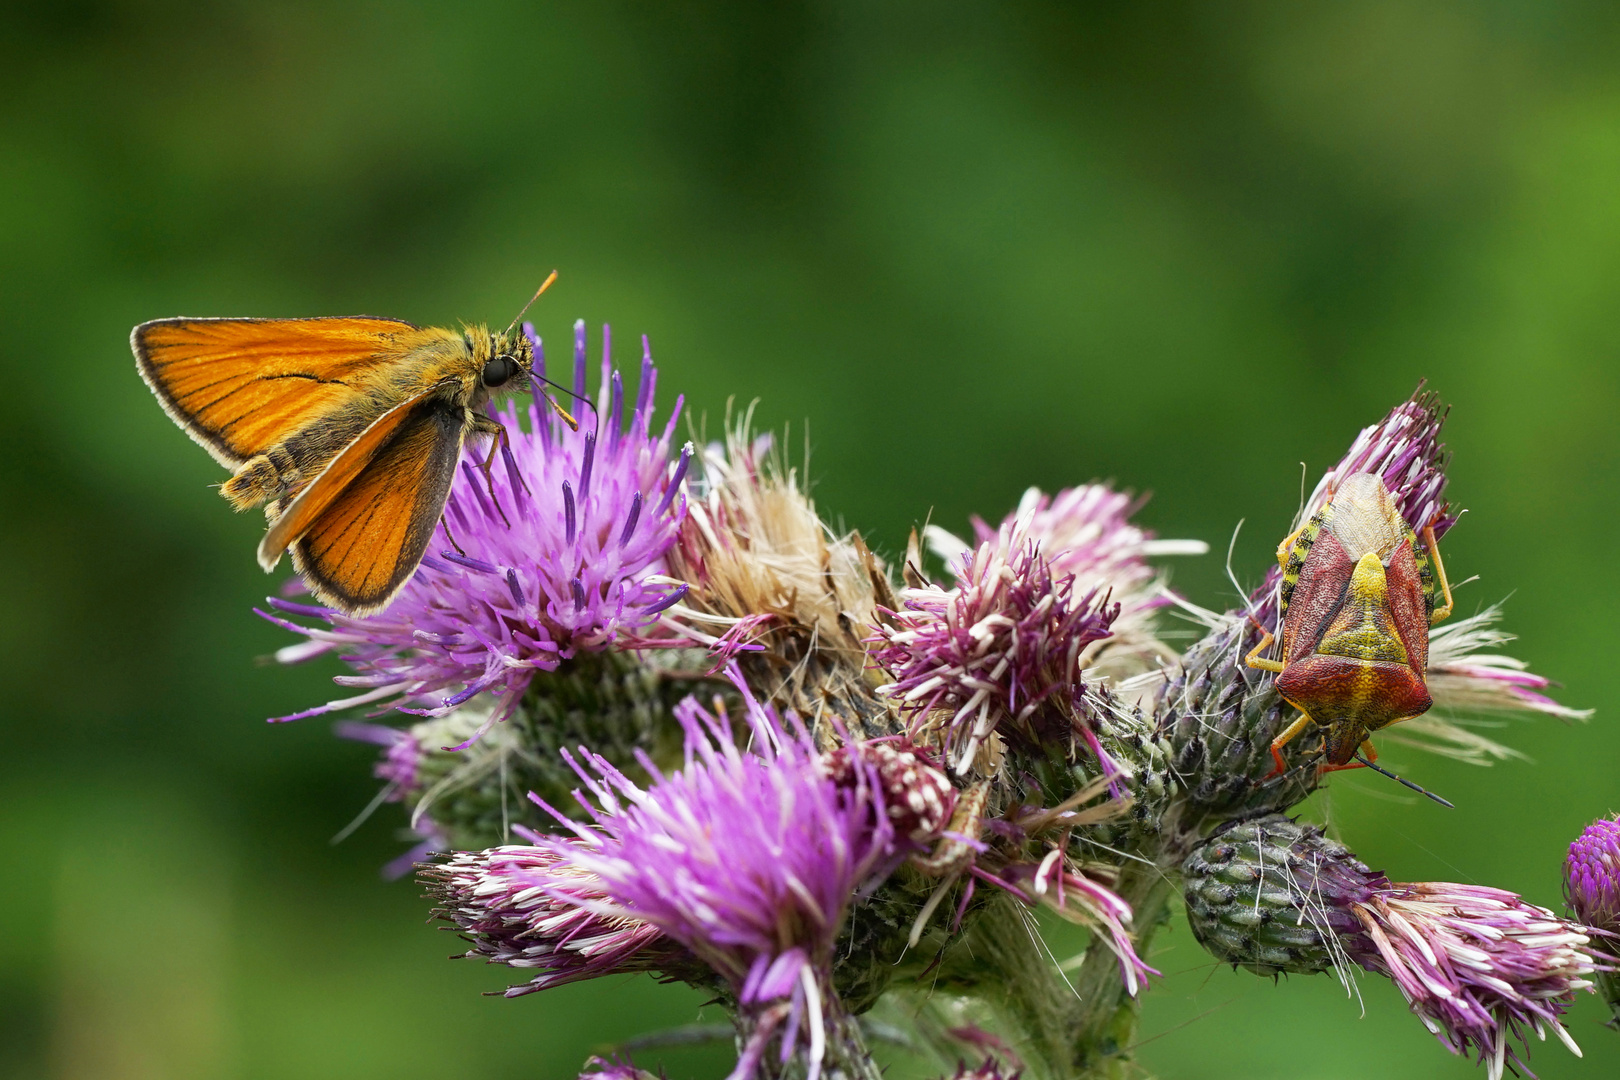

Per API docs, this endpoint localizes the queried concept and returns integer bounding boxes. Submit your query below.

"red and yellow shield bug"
[1245,472,1454,780]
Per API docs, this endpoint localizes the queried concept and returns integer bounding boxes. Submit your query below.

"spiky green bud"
[1180,815,1379,976]
[404,649,713,851]
[1156,620,1316,821]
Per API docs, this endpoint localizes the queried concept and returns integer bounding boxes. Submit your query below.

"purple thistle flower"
[1184,818,1598,1080]
[1426,607,1593,725]
[514,664,905,1078]
[262,323,693,738]
[871,536,1121,774]
[1250,387,1452,631]
[423,844,694,996]
[933,483,1207,626]
[1347,883,1596,1079]
[1566,816,1620,935]
[578,1056,655,1080]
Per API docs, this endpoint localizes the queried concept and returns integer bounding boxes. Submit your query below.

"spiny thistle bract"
[254,344,1595,1080]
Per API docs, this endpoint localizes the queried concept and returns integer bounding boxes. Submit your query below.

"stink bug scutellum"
[1245,472,1454,785]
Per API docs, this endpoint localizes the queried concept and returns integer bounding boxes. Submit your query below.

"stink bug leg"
[1319,739,1377,774]
[1244,623,1284,673]
[1423,523,1454,623]
[1274,523,1307,567]
[1266,712,1316,778]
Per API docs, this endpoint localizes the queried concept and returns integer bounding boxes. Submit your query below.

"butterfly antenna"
[503,269,560,338]
[1352,753,1455,808]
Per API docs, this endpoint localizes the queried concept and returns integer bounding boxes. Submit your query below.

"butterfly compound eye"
[482,355,519,388]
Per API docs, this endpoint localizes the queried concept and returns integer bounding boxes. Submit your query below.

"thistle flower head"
[423,844,694,996]
[818,739,956,843]
[1251,387,1452,631]
[1566,815,1620,934]
[518,665,905,1077]
[1351,883,1595,1079]
[871,535,1120,773]
[1425,606,1594,724]
[262,322,693,736]
[578,1057,655,1080]
[667,422,891,735]
[930,483,1206,647]
[1182,816,1598,1080]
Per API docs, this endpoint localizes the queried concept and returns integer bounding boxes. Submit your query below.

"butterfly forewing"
[285,394,466,614]
[132,316,421,466]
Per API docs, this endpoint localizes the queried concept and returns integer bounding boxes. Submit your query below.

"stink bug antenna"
[1352,753,1454,808]
[504,270,559,338]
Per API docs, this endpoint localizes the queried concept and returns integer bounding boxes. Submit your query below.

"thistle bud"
[347,650,710,853]
[1565,814,1620,1025]
[1181,815,1372,976]
[1186,815,1600,1080]
[1156,620,1315,820]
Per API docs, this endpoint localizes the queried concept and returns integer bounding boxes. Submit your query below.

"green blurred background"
[2,2,1618,1077]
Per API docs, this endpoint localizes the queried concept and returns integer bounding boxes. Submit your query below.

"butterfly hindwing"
[280,391,467,615]
[132,316,423,466]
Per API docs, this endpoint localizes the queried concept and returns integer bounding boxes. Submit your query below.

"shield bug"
[1245,472,1454,778]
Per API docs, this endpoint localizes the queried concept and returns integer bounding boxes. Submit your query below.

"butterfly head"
[470,326,534,394]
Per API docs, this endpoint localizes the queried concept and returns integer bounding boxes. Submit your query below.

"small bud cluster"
[820,741,956,842]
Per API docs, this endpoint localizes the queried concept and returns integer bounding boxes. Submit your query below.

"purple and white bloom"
[424,844,692,995]
[1566,815,1620,935]
[490,665,905,1079]
[1251,388,1452,632]
[1426,606,1594,725]
[1184,817,1598,1079]
[261,322,695,740]
[871,535,1121,773]
[927,483,1206,635]
[578,1055,656,1080]
[1346,882,1596,1080]
[993,855,1156,996]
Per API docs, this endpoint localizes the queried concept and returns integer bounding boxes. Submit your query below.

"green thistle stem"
[1067,851,1180,1079]
[740,1002,884,1080]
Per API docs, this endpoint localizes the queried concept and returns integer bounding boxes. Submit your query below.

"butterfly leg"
[438,513,466,557]
[468,415,514,529]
